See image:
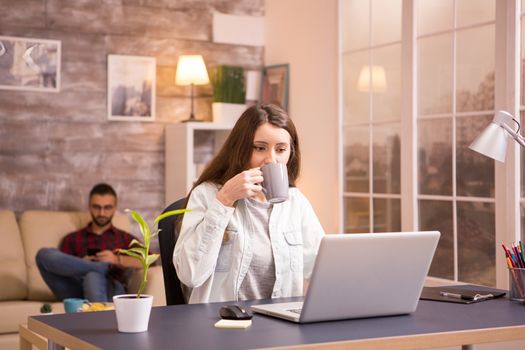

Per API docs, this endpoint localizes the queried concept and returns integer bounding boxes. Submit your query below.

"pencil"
[512,245,523,268]
[502,244,517,268]
[519,240,525,262]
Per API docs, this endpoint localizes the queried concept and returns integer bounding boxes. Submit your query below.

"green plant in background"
[118,208,190,298]
[40,303,52,314]
[211,65,246,104]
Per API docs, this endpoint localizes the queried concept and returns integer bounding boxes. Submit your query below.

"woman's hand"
[216,168,264,207]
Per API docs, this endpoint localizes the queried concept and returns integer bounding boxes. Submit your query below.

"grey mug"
[261,163,289,204]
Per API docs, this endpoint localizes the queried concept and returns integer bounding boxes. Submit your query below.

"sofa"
[0,210,165,350]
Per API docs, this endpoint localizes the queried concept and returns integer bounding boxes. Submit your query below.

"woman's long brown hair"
[194,103,301,188]
[174,103,301,229]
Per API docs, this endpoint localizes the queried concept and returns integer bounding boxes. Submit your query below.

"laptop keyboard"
[287,308,302,314]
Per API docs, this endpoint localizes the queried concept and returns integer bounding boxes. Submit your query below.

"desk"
[28,297,525,350]
[19,323,47,350]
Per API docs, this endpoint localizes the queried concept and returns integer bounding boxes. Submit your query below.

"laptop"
[251,231,440,323]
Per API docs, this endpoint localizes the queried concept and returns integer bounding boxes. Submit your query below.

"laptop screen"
[251,231,440,323]
[299,231,440,322]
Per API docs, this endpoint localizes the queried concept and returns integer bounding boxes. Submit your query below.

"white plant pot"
[113,294,153,333]
[212,102,246,126]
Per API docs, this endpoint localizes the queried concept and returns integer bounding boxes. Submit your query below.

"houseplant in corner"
[113,208,189,333]
[210,64,247,126]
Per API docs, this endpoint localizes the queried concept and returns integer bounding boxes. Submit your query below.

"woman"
[173,104,324,303]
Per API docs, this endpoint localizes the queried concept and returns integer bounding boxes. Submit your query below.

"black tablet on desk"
[420,284,506,304]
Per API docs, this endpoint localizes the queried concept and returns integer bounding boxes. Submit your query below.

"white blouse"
[173,182,325,304]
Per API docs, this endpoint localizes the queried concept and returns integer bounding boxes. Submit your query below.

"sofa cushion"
[0,210,28,301]
[19,210,131,301]
[0,300,64,334]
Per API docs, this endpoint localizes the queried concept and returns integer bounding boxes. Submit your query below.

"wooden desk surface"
[28,296,525,350]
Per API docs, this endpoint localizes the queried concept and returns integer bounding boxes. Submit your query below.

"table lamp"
[469,110,525,162]
[175,55,210,122]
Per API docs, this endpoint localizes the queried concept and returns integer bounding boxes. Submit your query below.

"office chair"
[158,197,187,305]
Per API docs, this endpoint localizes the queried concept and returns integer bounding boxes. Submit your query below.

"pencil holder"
[508,268,525,302]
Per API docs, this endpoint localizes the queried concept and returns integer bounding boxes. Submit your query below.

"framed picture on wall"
[0,36,61,92]
[107,55,156,121]
[260,64,289,111]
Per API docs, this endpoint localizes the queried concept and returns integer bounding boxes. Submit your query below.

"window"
[341,0,507,286]
[417,0,496,286]
[342,0,402,234]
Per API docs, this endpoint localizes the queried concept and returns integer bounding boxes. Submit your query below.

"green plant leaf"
[127,247,147,258]
[117,249,143,260]
[210,65,246,103]
[146,253,160,266]
[150,229,160,239]
[128,238,145,249]
[126,209,150,240]
[124,207,190,297]
[153,208,190,225]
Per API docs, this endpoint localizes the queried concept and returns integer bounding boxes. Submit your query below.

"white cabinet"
[165,122,231,205]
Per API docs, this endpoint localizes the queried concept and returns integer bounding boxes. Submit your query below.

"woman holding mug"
[173,104,325,303]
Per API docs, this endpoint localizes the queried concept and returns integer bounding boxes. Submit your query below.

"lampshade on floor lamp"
[469,110,525,162]
[175,55,210,122]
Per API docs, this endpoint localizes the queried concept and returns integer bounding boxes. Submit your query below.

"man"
[36,183,141,302]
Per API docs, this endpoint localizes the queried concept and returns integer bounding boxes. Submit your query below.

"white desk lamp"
[469,110,525,162]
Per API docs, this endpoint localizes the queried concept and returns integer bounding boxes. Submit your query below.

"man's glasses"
[91,204,114,211]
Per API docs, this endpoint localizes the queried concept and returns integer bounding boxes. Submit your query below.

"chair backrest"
[158,198,187,305]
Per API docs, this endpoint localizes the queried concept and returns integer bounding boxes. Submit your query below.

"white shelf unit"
[165,122,232,205]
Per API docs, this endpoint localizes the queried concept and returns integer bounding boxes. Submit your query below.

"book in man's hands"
[420,284,506,304]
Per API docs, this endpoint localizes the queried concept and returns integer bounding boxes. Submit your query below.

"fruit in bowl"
[80,302,114,312]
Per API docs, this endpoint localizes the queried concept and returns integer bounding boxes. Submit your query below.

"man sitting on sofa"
[36,183,141,302]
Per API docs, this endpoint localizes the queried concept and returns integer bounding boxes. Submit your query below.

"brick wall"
[0,0,264,233]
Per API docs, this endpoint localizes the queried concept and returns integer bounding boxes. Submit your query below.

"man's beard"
[92,214,113,228]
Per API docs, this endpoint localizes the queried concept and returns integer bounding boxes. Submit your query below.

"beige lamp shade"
[357,65,387,93]
[175,55,210,86]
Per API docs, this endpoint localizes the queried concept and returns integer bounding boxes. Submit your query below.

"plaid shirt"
[60,223,135,257]
[60,223,136,283]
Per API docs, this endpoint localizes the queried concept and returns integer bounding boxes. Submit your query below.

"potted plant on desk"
[113,208,189,333]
